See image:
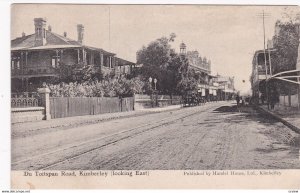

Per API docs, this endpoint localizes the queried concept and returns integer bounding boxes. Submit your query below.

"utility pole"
[267,39,273,76]
[108,6,111,51]
[296,18,300,110]
[257,10,271,109]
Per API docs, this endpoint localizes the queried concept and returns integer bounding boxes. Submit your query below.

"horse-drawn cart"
[182,90,205,107]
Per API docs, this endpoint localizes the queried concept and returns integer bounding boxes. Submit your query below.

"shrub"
[48,76,145,97]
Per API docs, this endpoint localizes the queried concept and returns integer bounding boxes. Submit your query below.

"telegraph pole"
[108,6,111,51]
[257,10,271,109]
[297,18,300,110]
[262,10,269,109]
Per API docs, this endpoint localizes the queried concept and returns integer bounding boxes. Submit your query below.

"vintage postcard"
[10,3,300,189]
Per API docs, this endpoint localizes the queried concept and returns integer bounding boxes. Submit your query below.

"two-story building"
[250,49,275,102]
[11,17,135,92]
[179,42,222,100]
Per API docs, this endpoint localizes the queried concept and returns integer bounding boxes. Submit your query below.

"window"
[11,57,20,70]
[51,56,61,68]
[16,60,20,69]
[52,58,56,68]
[43,29,46,38]
[11,60,15,70]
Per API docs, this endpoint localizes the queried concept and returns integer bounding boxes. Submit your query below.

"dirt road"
[12,102,300,170]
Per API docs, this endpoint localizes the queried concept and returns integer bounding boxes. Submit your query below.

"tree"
[136,34,177,93]
[176,57,198,94]
[137,33,199,94]
[271,18,299,95]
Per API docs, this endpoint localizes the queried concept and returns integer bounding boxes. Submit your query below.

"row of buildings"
[179,42,236,100]
[11,17,236,100]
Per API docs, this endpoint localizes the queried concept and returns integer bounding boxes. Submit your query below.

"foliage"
[48,76,144,97]
[136,33,205,95]
[271,19,299,95]
[52,62,104,83]
[272,21,299,73]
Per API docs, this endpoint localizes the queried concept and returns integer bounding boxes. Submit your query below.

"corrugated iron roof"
[11,31,114,56]
[115,57,135,66]
[27,45,82,50]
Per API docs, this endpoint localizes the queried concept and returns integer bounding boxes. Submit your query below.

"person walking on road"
[236,95,240,106]
[269,90,279,110]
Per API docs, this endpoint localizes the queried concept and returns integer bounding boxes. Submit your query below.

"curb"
[12,111,155,135]
[137,105,182,113]
[255,105,300,134]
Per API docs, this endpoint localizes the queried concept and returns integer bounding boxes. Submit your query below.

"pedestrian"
[235,95,240,106]
[269,90,278,110]
[241,97,245,106]
[261,94,265,105]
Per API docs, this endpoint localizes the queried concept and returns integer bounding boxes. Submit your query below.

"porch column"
[25,52,28,66]
[90,52,94,65]
[25,78,29,92]
[60,50,64,63]
[20,52,23,74]
[55,49,59,67]
[98,52,102,73]
[111,56,113,68]
[109,56,112,68]
[100,53,104,66]
[82,48,86,65]
[21,78,24,92]
[77,49,80,63]
[84,50,87,65]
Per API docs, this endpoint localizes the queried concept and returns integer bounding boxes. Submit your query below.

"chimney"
[22,32,25,37]
[77,24,84,44]
[34,17,47,46]
[48,25,52,32]
[64,32,67,37]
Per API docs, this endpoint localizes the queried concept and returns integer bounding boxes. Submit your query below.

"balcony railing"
[11,67,57,76]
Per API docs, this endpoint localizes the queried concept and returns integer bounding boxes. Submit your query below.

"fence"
[11,92,41,108]
[11,92,44,123]
[49,97,134,119]
[134,94,182,109]
[279,94,299,108]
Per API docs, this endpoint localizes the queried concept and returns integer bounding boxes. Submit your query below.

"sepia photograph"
[8,3,300,189]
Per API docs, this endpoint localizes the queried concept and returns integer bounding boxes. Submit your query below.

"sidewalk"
[137,104,182,112]
[257,104,300,134]
[12,105,183,134]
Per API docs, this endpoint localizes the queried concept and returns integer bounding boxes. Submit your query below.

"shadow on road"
[213,105,279,124]
[213,105,300,149]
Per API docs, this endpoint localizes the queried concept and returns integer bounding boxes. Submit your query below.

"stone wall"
[11,107,45,123]
[134,94,182,110]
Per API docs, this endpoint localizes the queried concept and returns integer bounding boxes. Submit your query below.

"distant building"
[11,17,135,92]
[179,42,234,100]
[179,42,211,75]
[215,75,235,90]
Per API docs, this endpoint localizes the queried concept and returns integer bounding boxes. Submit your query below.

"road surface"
[12,101,300,170]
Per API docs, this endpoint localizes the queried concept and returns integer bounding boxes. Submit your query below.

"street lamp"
[149,77,152,84]
[149,76,153,90]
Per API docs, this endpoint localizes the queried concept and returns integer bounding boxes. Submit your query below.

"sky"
[11,4,300,94]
